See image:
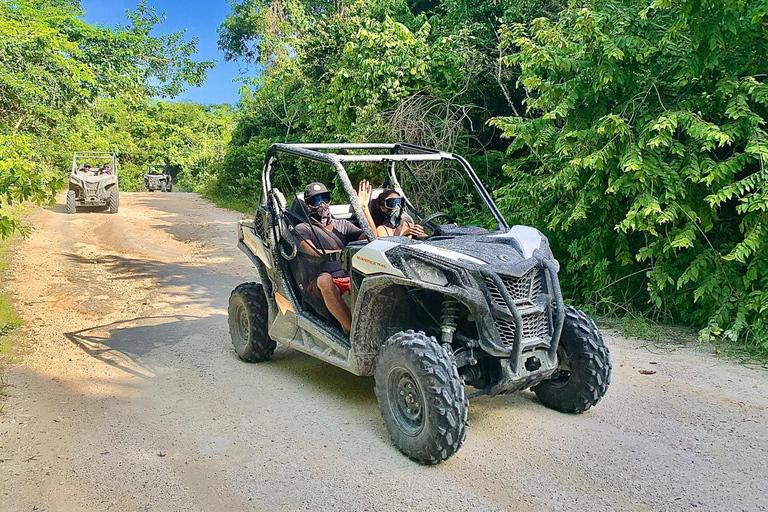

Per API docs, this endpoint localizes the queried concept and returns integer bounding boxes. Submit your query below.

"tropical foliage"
[492,0,768,350]
[1,0,764,353]
[0,0,215,235]
[214,0,767,354]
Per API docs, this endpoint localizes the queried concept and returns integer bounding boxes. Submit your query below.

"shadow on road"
[64,314,205,378]
[63,252,241,310]
[270,346,377,407]
[47,203,113,215]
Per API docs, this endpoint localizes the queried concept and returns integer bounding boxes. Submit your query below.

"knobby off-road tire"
[107,188,119,214]
[533,306,611,413]
[66,190,77,214]
[168,183,173,192]
[142,183,148,192]
[374,330,468,465]
[228,282,276,362]
[161,182,167,193]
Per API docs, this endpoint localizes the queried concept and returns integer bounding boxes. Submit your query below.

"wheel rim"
[233,302,250,349]
[549,347,573,388]
[387,367,425,436]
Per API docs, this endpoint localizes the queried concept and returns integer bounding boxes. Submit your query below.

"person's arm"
[357,180,377,237]
[298,239,341,255]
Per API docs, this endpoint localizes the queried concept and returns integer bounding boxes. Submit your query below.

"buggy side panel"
[241,222,273,269]
[237,220,363,374]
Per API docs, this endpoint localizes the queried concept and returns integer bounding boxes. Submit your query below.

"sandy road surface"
[0,192,766,512]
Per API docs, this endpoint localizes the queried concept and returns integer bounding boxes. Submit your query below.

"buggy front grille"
[485,268,551,348]
[485,267,542,310]
[493,311,550,348]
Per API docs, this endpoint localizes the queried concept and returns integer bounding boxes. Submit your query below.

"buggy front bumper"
[79,198,108,206]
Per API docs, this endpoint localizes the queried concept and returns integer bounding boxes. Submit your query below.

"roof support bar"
[264,142,509,233]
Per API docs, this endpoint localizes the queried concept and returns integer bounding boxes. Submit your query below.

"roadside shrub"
[492,0,768,352]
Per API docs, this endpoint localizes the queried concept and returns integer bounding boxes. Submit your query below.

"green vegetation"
[0,0,222,233]
[0,225,21,359]
[69,98,235,191]
[208,0,767,356]
[0,0,765,356]
[492,0,768,354]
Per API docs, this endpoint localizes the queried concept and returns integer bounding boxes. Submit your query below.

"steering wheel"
[418,212,455,236]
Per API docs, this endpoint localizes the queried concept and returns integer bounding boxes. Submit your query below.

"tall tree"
[0,0,213,237]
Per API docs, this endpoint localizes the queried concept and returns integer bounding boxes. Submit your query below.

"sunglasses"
[384,197,403,209]
[307,192,331,208]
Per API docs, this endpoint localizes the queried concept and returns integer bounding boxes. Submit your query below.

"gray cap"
[304,182,330,200]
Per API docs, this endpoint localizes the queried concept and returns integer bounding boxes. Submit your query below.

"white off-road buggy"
[142,164,173,192]
[228,143,611,464]
[66,151,119,214]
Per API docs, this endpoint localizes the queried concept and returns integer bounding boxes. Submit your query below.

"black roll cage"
[262,143,510,241]
[145,164,169,175]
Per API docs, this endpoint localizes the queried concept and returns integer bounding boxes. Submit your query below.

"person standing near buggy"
[294,180,375,333]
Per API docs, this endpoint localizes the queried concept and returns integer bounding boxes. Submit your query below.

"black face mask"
[309,202,332,226]
[385,203,403,228]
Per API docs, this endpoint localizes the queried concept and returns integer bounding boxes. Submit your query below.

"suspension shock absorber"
[441,297,459,345]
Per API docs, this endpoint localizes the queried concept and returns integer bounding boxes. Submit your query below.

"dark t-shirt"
[293,219,364,286]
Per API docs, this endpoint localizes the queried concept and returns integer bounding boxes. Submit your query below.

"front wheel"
[161,182,167,193]
[66,190,77,214]
[374,330,468,465]
[228,282,275,362]
[107,187,119,214]
[532,306,611,413]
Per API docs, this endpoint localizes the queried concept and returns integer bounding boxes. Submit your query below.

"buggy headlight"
[406,258,449,287]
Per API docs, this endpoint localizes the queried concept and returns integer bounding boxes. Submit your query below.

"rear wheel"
[168,183,172,192]
[532,306,611,413]
[228,282,275,362]
[107,188,119,214]
[374,330,468,464]
[66,190,77,214]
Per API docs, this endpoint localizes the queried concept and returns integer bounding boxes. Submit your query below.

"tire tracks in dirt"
[0,192,766,511]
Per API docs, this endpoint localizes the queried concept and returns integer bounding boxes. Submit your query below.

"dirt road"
[0,192,766,512]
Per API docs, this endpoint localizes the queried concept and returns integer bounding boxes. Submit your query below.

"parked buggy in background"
[66,151,119,214]
[142,165,172,192]
[228,143,612,464]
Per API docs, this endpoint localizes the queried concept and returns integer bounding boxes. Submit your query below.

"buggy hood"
[353,226,557,280]
[406,226,555,275]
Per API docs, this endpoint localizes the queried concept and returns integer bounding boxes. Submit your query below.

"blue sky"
[81,0,246,105]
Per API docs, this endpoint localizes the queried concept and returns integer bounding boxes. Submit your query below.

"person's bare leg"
[316,273,352,332]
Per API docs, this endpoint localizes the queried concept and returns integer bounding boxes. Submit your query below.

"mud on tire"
[374,330,468,465]
[66,190,77,214]
[228,282,276,362]
[532,306,611,413]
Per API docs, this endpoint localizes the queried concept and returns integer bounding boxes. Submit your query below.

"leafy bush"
[0,0,213,237]
[491,0,768,352]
